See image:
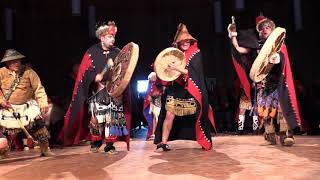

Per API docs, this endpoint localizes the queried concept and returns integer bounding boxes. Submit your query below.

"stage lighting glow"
[137,80,149,93]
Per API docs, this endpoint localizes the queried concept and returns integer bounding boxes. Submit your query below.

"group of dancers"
[0,14,301,159]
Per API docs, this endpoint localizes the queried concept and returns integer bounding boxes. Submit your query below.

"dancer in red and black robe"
[59,21,131,153]
[227,24,260,134]
[254,16,301,146]
[154,23,215,151]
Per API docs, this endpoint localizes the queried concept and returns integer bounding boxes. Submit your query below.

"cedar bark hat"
[1,49,25,63]
[172,23,197,47]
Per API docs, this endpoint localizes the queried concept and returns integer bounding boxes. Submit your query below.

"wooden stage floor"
[1,135,320,180]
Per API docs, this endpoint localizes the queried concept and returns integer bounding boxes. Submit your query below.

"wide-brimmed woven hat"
[1,49,25,63]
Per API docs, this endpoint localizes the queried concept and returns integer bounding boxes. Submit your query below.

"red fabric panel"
[280,44,302,125]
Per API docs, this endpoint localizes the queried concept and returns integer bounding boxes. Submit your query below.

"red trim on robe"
[232,58,251,100]
[185,44,215,150]
[59,52,92,145]
[280,44,301,125]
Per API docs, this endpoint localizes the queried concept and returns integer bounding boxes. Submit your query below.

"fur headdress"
[95,21,117,38]
[256,14,276,32]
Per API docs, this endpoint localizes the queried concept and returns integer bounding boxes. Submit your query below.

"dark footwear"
[236,130,244,135]
[104,144,118,155]
[104,144,115,153]
[90,141,102,153]
[252,130,259,135]
[156,143,171,151]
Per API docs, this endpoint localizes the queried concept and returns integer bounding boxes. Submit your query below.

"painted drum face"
[107,42,139,98]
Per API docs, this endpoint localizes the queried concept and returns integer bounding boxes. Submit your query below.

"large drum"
[107,42,139,98]
[154,47,186,81]
[250,27,286,82]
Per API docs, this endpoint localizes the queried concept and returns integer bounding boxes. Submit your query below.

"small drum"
[154,47,186,81]
[0,100,40,129]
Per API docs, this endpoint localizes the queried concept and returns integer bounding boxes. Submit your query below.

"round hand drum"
[154,47,186,81]
[107,42,139,98]
[250,27,286,82]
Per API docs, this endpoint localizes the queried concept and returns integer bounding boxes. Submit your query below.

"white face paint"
[102,34,115,49]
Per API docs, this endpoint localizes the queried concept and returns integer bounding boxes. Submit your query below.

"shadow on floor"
[1,151,128,180]
[274,137,320,163]
[149,148,242,179]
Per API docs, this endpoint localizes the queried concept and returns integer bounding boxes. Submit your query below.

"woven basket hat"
[1,49,25,63]
[172,23,197,46]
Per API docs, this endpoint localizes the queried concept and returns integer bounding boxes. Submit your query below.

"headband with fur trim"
[95,21,117,38]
